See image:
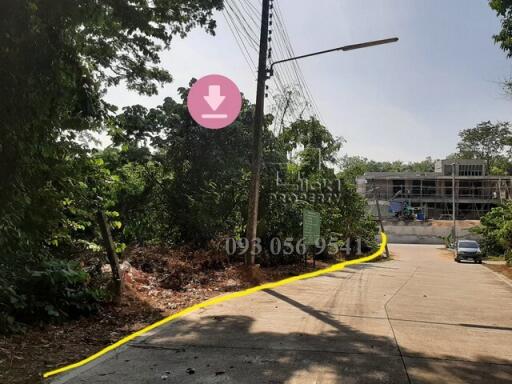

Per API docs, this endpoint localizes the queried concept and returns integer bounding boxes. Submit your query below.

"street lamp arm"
[268,37,399,74]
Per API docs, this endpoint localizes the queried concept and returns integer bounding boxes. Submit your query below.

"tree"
[338,156,436,184]
[0,0,223,266]
[473,202,512,264]
[280,117,344,174]
[490,0,512,93]
[107,83,257,246]
[456,121,512,174]
[0,0,223,330]
[258,118,378,259]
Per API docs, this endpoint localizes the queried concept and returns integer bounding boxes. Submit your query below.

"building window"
[459,181,483,197]
[423,180,436,196]
[412,180,421,195]
[393,180,405,195]
[445,180,452,196]
[459,164,483,176]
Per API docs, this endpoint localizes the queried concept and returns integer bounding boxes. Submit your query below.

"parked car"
[455,240,482,263]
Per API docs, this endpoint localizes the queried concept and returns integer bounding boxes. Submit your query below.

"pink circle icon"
[187,74,242,129]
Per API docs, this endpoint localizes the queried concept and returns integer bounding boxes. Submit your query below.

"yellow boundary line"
[43,233,388,379]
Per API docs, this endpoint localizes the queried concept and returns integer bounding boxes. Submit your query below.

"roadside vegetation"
[2,1,512,382]
[0,0,377,338]
[339,120,512,184]
[473,202,512,265]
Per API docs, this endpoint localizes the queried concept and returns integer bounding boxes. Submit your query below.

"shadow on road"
[119,289,512,384]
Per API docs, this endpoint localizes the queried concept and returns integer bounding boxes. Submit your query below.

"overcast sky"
[105,0,512,162]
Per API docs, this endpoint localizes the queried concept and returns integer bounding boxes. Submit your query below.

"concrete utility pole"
[246,0,270,265]
[244,3,398,265]
[451,163,457,246]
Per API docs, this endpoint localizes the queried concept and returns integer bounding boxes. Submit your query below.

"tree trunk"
[96,210,122,304]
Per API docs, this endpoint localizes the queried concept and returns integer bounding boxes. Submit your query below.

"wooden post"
[96,210,122,304]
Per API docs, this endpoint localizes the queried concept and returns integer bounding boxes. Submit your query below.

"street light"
[245,33,399,265]
[268,37,399,76]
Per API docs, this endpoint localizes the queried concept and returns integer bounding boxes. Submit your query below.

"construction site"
[357,159,512,220]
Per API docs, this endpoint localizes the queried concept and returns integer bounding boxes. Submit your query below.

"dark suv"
[455,240,482,264]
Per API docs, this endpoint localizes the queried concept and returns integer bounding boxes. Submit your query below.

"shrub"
[0,277,26,333]
[506,250,512,266]
[472,202,512,260]
[0,260,104,334]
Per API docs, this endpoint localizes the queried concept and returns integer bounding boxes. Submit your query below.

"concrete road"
[52,245,512,383]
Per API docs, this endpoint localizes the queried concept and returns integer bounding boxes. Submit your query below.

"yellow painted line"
[43,232,388,379]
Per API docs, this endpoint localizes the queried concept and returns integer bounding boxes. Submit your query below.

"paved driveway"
[52,245,512,383]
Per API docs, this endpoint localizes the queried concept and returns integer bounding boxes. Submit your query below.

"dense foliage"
[0,0,223,270]
[455,121,512,175]
[491,0,512,94]
[103,90,377,255]
[339,156,436,184]
[0,0,377,333]
[473,202,512,264]
[339,120,512,183]
[0,260,104,332]
[1,76,379,332]
[0,0,224,332]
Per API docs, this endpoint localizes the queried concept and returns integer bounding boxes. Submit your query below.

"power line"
[273,1,324,122]
[223,0,323,129]
[274,2,320,115]
[223,3,257,77]
[236,0,261,33]
[225,1,260,50]
[225,0,302,128]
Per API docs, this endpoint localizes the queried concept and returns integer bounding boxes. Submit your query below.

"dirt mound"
[431,220,480,229]
[125,245,230,292]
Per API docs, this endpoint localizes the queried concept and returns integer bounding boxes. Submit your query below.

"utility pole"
[244,5,397,265]
[375,193,389,259]
[451,163,457,246]
[246,0,270,265]
[374,190,390,258]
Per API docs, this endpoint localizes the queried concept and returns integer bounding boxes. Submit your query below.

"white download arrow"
[203,85,226,111]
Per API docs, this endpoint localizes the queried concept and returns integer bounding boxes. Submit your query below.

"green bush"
[0,277,27,333]
[442,233,454,249]
[0,260,104,334]
[506,250,512,266]
[472,202,512,261]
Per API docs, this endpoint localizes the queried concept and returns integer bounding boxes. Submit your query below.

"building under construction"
[356,159,512,220]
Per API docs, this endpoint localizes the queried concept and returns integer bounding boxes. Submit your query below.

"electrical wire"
[222,0,323,130]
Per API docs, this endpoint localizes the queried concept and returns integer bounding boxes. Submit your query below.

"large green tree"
[259,118,377,258]
[456,121,512,174]
[0,1,224,331]
[105,102,377,256]
[108,84,257,246]
[0,0,223,266]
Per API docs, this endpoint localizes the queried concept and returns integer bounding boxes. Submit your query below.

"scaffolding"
[358,176,512,220]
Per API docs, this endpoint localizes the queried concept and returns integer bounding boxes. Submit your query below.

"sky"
[105,0,512,162]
